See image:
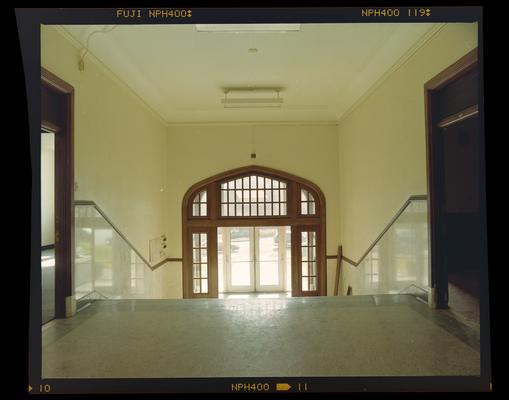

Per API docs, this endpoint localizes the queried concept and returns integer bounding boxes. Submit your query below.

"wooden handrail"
[333,245,342,296]
[341,195,427,267]
[75,200,182,270]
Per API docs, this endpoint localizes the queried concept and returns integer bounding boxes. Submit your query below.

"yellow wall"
[41,22,479,299]
[337,23,478,294]
[165,123,341,296]
[41,26,173,297]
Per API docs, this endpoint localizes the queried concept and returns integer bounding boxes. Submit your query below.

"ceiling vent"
[221,88,283,109]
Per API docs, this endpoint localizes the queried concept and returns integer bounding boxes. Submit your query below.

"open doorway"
[41,68,74,321]
[425,48,485,324]
[217,226,292,297]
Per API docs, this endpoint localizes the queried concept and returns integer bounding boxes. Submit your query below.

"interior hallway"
[42,294,480,378]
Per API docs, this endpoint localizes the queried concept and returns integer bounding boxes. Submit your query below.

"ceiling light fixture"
[221,88,283,109]
[196,24,301,33]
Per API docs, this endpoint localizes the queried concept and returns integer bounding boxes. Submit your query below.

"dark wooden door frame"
[41,67,74,318]
[424,48,479,309]
[182,165,327,299]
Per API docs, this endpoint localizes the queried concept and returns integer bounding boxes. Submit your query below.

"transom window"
[301,189,316,215]
[220,175,287,217]
[192,190,207,217]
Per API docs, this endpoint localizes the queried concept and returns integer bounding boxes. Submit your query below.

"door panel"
[255,226,285,291]
[222,226,290,293]
[225,227,255,292]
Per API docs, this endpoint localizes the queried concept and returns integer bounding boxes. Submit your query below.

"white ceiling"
[60,23,439,124]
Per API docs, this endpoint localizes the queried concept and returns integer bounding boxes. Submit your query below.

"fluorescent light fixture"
[221,88,284,109]
[196,24,301,33]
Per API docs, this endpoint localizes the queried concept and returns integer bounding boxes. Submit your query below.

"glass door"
[255,226,286,292]
[221,226,290,293]
[224,227,255,292]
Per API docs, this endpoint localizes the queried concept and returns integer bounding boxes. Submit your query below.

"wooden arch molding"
[182,165,326,298]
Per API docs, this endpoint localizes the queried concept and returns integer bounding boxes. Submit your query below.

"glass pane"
[266,203,272,215]
[250,175,256,187]
[243,176,249,187]
[301,202,308,215]
[236,204,242,216]
[193,279,200,293]
[265,178,272,188]
[221,204,227,216]
[309,232,316,245]
[301,231,308,245]
[200,249,207,262]
[193,204,200,216]
[301,190,307,201]
[230,228,251,262]
[258,176,265,188]
[259,261,279,286]
[228,190,235,202]
[302,277,309,291]
[228,181,234,189]
[200,190,207,202]
[309,202,316,214]
[302,262,309,276]
[231,262,251,286]
[193,249,200,262]
[273,203,280,216]
[200,233,207,246]
[221,190,227,202]
[258,203,265,216]
[309,262,316,276]
[193,264,200,278]
[228,204,235,216]
[251,204,257,216]
[309,246,316,261]
[309,277,317,291]
[201,279,208,293]
[302,247,308,261]
[193,233,200,247]
[201,264,208,278]
[200,204,207,216]
[273,191,279,201]
[243,204,250,216]
[280,203,287,215]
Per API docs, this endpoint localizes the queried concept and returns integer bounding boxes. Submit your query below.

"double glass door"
[219,226,291,293]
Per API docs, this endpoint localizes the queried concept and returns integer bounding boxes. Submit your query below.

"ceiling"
[60,23,440,124]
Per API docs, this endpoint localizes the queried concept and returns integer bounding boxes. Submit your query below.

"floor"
[41,248,55,324]
[448,270,480,326]
[42,294,480,378]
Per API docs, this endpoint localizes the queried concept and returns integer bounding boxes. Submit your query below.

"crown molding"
[336,23,448,125]
[50,25,169,127]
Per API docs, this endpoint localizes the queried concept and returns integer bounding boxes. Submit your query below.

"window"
[301,189,316,215]
[183,166,326,298]
[301,231,318,292]
[192,190,207,217]
[192,233,208,293]
[220,175,287,217]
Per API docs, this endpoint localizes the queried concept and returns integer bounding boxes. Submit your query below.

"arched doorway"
[182,166,326,298]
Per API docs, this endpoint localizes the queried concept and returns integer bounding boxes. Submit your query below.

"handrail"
[398,283,429,294]
[342,195,427,267]
[75,200,182,270]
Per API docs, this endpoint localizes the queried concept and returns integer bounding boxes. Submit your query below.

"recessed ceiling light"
[248,48,258,53]
[195,24,301,33]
